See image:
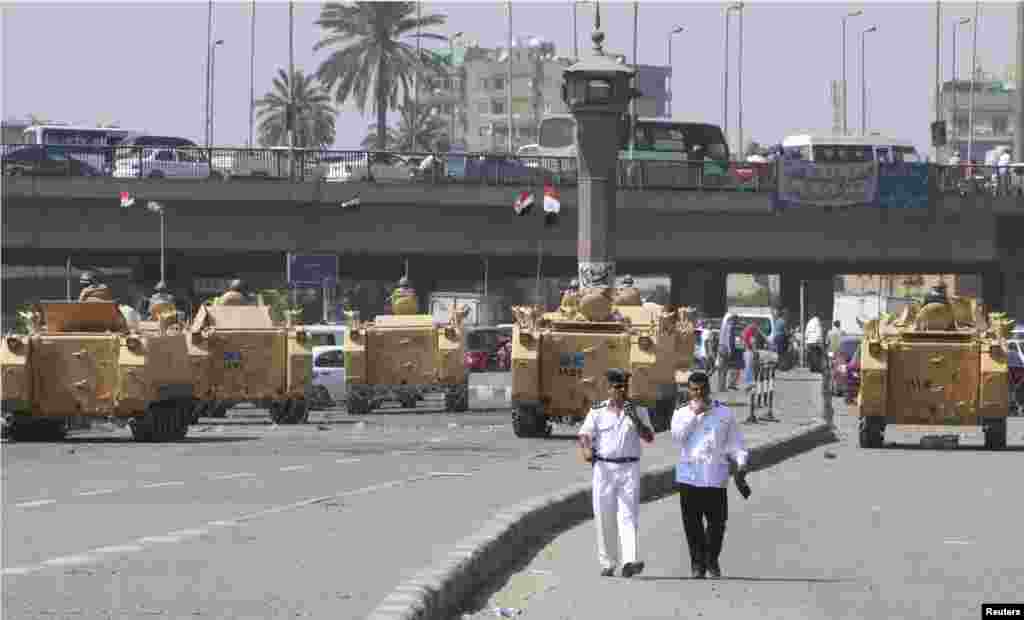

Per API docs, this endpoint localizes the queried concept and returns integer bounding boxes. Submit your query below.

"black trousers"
[677,483,728,568]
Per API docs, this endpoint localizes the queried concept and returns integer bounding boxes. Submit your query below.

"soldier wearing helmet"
[148,280,177,320]
[390,275,418,315]
[614,274,642,307]
[560,277,582,315]
[218,278,251,306]
[78,270,114,302]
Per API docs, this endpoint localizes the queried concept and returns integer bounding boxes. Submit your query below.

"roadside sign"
[286,253,338,288]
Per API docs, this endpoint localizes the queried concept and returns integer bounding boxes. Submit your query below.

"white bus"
[780,133,921,164]
[22,125,141,171]
[518,114,730,162]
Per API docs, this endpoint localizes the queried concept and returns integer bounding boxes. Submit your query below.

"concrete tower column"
[670,267,728,318]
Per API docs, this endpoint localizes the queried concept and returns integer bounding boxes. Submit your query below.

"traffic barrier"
[467,372,512,407]
[744,360,778,423]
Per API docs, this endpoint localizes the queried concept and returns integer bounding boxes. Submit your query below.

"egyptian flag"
[513,190,534,216]
[340,195,361,210]
[542,182,560,228]
[119,191,135,209]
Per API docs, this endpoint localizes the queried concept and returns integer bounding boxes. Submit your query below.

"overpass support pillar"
[670,268,727,317]
[779,270,837,328]
[989,216,1024,319]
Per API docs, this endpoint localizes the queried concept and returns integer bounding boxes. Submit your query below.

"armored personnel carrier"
[187,303,312,424]
[1,300,194,441]
[855,286,1013,450]
[341,287,471,415]
[509,284,696,438]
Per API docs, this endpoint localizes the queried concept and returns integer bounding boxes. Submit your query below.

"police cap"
[398,276,410,287]
[606,368,631,386]
[80,271,97,285]
[228,279,246,293]
[153,280,168,293]
[621,275,634,286]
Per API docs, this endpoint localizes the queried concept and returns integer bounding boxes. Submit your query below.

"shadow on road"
[61,436,258,445]
[878,442,1024,452]
[637,575,855,584]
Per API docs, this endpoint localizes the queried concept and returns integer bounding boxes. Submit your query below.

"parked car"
[325,152,416,183]
[844,346,861,404]
[2,145,103,177]
[113,147,218,180]
[830,335,863,396]
[464,155,534,184]
[210,147,297,180]
[464,325,514,373]
[308,345,346,411]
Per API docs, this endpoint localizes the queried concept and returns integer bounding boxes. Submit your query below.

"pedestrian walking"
[577,368,656,578]
[717,312,741,391]
[671,371,749,580]
[805,314,824,373]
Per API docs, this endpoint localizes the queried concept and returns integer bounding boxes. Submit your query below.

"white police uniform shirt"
[578,400,652,461]
[578,400,653,569]
[670,400,748,488]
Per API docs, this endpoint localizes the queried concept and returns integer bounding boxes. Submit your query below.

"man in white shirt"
[805,314,824,373]
[578,368,656,578]
[671,371,749,579]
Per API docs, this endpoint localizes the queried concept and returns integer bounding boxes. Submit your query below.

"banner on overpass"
[877,163,930,209]
[772,160,878,209]
[286,253,338,288]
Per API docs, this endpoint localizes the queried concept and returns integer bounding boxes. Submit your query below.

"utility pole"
[288,0,295,181]
[205,0,213,147]
[249,0,256,147]
[967,0,979,163]
[934,0,941,162]
[506,0,513,154]
[1016,1,1024,163]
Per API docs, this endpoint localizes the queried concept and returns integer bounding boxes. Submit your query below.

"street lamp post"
[723,2,742,156]
[204,0,213,147]
[449,31,463,148]
[860,25,877,136]
[841,9,863,136]
[667,26,683,119]
[737,2,744,159]
[146,202,167,284]
[288,0,296,182]
[249,0,256,147]
[506,0,513,154]
[967,0,980,164]
[952,17,971,153]
[209,39,225,147]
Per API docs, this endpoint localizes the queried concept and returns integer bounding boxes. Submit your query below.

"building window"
[491,100,505,114]
[992,116,1008,136]
[492,77,505,91]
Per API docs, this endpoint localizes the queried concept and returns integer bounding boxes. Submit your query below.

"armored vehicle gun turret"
[1,301,194,441]
[509,285,697,438]
[854,287,1013,450]
[187,303,312,424]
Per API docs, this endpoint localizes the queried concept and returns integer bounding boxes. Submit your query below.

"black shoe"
[691,566,706,579]
[622,562,645,578]
[707,559,722,580]
[600,567,615,577]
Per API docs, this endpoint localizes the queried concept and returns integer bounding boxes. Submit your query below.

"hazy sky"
[2,0,1020,154]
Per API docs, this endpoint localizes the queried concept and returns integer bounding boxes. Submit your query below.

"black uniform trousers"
[677,482,729,569]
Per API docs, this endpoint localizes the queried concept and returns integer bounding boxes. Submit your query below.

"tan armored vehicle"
[1,301,194,441]
[341,283,470,414]
[509,282,697,438]
[854,285,1013,450]
[187,303,313,424]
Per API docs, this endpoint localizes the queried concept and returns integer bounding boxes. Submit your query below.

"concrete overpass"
[3,176,1022,322]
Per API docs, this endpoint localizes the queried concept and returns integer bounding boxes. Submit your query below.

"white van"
[781,133,921,164]
[302,323,348,347]
[309,345,347,410]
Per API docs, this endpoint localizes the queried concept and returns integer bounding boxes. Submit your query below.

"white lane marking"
[1,566,40,576]
[335,458,361,464]
[91,544,144,554]
[42,555,94,567]
[14,499,56,509]
[211,472,255,480]
[142,481,185,489]
[207,520,239,528]
[279,465,311,472]
[427,472,473,477]
[166,528,208,539]
[77,488,115,497]
[137,535,184,545]
[943,539,973,545]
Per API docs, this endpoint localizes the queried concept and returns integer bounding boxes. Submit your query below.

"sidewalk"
[367,370,834,620]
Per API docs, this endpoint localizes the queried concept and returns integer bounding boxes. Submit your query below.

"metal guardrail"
[2,143,1023,197]
[743,361,778,424]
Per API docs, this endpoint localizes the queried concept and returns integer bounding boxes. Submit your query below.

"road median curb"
[365,422,838,620]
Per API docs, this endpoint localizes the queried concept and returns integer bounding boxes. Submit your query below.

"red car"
[830,336,862,397]
[463,326,513,373]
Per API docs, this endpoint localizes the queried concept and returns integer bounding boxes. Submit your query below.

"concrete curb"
[365,422,838,620]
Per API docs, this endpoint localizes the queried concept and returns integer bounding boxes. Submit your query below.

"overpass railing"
[2,144,1023,197]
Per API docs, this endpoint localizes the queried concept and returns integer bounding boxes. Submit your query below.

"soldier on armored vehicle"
[218,279,255,306]
[613,274,642,306]
[78,271,114,302]
[390,276,418,315]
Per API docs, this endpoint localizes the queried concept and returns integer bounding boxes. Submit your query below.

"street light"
[571,0,591,61]
[952,17,971,153]
[860,25,877,136]
[667,26,683,119]
[841,9,863,136]
[249,0,256,148]
[736,2,745,160]
[209,39,225,147]
[967,0,980,163]
[146,201,167,284]
[723,2,742,157]
[448,31,463,148]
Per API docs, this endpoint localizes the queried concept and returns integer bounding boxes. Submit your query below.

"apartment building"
[421,36,670,153]
[936,67,1018,162]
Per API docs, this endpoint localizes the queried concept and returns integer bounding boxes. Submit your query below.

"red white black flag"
[513,190,534,216]
[543,182,560,228]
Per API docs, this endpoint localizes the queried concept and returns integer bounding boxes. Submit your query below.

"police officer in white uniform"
[671,371,749,579]
[578,368,656,578]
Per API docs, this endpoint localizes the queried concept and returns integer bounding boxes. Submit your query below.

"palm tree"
[361,99,447,152]
[314,2,448,151]
[255,68,337,148]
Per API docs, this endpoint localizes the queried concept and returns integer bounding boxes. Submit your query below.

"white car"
[309,345,347,410]
[113,148,218,180]
[210,146,316,180]
[325,152,416,183]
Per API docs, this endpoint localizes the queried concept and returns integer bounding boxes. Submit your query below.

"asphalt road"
[1,374,823,619]
[461,405,1024,620]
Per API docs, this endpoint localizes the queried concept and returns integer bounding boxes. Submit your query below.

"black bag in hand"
[734,471,752,500]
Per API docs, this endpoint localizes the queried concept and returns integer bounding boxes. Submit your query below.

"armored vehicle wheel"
[210,402,230,418]
[444,385,469,413]
[308,386,332,411]
[399,393,418,409]
[290,400,310,424]
[7,417,67,442]
[190,400,210,423]
[513,406,548,438]
[347,394,372,415]
[269,400,307,424]
[982,418,1007,450]
[131,402,189,442]
[858,416,885,449]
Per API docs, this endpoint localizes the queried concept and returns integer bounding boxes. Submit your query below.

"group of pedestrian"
[578,368,749,580]
[714,307,791,392]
